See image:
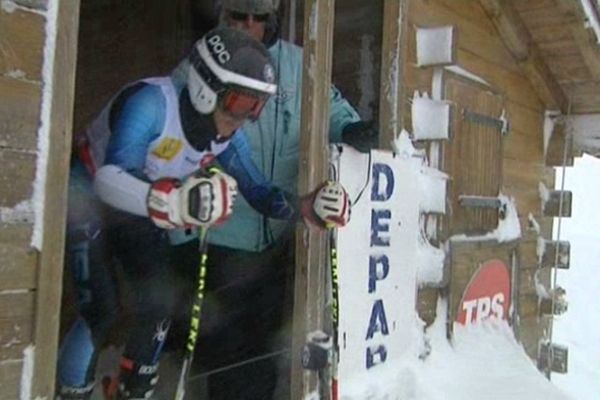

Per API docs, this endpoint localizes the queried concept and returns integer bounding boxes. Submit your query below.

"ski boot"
[55,381,95,400]
[102,358,159,400]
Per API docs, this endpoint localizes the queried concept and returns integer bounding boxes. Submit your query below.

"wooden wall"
[403,0,555,360]
[0,0,47,397]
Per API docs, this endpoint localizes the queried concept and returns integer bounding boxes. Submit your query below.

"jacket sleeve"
[104,83,165,177]
[328,85,361,143]
[217,131,299,220]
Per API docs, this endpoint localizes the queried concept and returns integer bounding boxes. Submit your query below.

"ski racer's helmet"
[221,0,280,15]
[187,27,277,120]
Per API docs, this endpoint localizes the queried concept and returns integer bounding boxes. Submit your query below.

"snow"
[416,26,455,67]
[31,0,58,249]
[1,0,43,14]
[20,345,34,400]
[416,236,445,286]
[418,166,447,214]
[451,194,522,243]
[569,114,600,156]
[0,200,34,224]
[579,0,600,44]
[338,300,571,400]
[443,65,490,87]
[411,92,451,140]
[552,154,600,399]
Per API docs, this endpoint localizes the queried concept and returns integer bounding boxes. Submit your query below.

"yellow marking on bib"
[151,138,183,160]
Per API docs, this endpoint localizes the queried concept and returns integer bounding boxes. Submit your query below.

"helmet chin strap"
[179,89,220,152]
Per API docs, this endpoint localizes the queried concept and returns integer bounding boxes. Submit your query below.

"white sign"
[335,145,420,391]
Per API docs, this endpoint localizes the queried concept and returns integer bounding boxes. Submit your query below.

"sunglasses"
[227,10,270,23]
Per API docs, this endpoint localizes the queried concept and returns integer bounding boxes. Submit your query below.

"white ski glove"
[147,168,238,229]
[301,181,351,229]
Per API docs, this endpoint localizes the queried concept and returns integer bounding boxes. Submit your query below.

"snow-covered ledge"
[570,114,600,157]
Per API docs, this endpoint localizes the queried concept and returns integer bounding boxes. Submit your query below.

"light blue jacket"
[174,39,360,251]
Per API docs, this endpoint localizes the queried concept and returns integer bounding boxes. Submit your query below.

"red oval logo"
[456,259,511,325]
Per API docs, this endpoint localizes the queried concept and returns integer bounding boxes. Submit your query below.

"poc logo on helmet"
[207,35,231,64]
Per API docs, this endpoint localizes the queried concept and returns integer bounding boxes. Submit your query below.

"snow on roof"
[580,0,600,44]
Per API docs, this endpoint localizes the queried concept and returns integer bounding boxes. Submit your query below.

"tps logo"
[456,259,511,325]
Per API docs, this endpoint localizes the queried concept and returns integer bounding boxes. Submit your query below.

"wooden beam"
[556,0,600,81]
[478,0,569,112]
[290,0,335,399]
[378,0,408,148]
[31,1,80,398]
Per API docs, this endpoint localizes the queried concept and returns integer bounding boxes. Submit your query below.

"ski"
[173,227,209,400]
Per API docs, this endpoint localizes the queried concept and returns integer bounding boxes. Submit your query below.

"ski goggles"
[220,88,269,121]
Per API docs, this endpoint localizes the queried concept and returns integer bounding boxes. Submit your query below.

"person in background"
[169,1,378,398]
[56,27,351,400]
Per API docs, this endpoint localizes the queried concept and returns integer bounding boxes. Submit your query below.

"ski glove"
[147,168,238,229]
[301,181,351,229]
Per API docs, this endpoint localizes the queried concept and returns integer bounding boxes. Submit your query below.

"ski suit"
[170,39,361,399]
[57,77,301,398]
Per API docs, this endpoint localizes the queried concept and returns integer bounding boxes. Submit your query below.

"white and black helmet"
[187,27,277,119]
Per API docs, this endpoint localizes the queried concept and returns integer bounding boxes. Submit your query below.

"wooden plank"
[0,317,33,362]
[0,6,45,80]
[378,0,408,147]
[513,0,560,13]
[409,0,523,74]
[562,81,600,114]
[417,286,439,327]
[0,76,42,151]
[543,190,572,217]
[518,7,578,30]
[454,49,544,110]
[0,291,35,318]
[30,1,80,398]
[478,0,569,112]
[545,122,574,167]
[555,0,600,81]
[14,0,47,9]
[503,159,554,190]
[0,360,23,400]
[0,224,37,290]
[0,149,36,208]
[291,0,335,398]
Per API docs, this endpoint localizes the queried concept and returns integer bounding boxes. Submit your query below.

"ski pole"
[174,227,209,400]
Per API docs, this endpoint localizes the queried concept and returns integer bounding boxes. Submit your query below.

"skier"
[56,27,351,400]
[168,1,378,399]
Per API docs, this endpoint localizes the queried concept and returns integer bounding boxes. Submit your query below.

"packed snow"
[416,26,455,67]
[334,300,571,400]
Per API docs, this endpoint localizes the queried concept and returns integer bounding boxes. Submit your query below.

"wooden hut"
[1,0,599,398]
